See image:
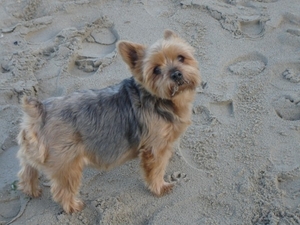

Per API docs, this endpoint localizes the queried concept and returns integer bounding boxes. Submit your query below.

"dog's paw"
[159,182,174,196]
[31,186,42,198]
[63,198,85,214]
[18,184,42,198]
[150,182,174,196]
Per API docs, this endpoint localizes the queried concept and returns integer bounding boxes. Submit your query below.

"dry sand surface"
[1,0,300,224]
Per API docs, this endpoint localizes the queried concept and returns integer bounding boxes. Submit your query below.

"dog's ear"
[164,30,179,40]
[117,41,146,82]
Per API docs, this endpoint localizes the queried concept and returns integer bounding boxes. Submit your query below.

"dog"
[17,30,201,213]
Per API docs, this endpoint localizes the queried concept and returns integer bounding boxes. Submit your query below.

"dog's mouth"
[171,79,190,97]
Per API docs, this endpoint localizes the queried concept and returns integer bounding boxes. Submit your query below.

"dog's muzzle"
[170,70,183,82]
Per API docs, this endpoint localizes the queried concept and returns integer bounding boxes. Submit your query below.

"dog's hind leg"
[17,130,42,198]
[17,156,42,198]
[49,155,85,213]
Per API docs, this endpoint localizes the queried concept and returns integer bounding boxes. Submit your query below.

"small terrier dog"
[17,30,201,213]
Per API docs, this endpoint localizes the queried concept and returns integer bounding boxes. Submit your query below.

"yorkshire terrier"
[17,30,201,213]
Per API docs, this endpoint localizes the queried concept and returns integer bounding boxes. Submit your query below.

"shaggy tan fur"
[17,30,201,213]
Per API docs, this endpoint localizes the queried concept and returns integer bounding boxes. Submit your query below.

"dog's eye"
[153,66,161,75]
[178,55,185,63]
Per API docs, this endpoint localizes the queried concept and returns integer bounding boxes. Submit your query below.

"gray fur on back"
[41,77,175,164]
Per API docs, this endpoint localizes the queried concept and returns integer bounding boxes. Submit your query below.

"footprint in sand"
[0,147,19,189]
[282,69,300,83]
[278,13,300,47]
[148,195,235,225]
[286,28,300,37]
[252,0,278,2]
[227,52,267,77]
[2,0,41,22]
[180,105,218,171]
[0,147,29,224]
[142,0,177,18]
[166,171,189,183]
[181,0,268,38]
[238,19,265,38]
[23,16,55,43]
[192,105,214,126]
[277,167,300,208]
[0,185,30,225]
[73,26,117,74]
[272,95,300,121]
[23,16,118,76]
[270,62,300,91]
[180,133,218,171]
[221,0,278,4]
[19,16,118,97]
[209,100,234,124]
[229,60,265,76]
[60,17,119,77]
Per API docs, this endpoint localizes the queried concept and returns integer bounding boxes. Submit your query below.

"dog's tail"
[21,96,44,119]
[18,96,48,163]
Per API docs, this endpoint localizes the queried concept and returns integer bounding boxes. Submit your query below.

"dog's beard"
[171,79,190,96]
[171,85,178,97]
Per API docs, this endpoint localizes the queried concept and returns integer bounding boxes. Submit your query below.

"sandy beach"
[1,0,300,224]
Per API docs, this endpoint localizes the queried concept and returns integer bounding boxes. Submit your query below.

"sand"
[0,0,300,224]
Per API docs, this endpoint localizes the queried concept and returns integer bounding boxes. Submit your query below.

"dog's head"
[117,30,201,99]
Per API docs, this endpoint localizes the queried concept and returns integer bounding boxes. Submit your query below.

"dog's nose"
[171,70,182,81]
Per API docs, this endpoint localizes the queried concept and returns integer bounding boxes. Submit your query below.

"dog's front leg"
[140,146,174,196]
